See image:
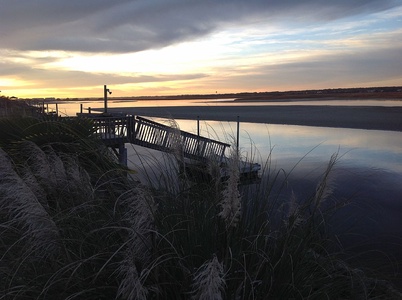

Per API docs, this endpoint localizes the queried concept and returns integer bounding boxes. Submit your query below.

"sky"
[1,0,402,98]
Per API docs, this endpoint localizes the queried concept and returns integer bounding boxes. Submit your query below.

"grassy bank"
[0,97,41,118]
[0,114,401,299]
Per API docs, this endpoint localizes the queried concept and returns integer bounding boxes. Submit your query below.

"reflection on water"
[54,102,402,209]
[170,119,402,271]
[171,119,402,174]
[172,119,402,284]
[49,100,401,178]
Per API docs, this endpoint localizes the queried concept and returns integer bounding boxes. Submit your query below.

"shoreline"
[105,105,402,132]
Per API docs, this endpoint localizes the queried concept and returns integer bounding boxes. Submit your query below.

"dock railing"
[78,113,230,162]
[86,115,132,146]
[132,116,230,162]
[92,116,129,139]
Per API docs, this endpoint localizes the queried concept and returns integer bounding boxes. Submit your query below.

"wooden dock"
[78,113,260,182]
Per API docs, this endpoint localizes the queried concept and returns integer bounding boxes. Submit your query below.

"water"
[51,98,402,180]
[168,118,402,284]
[48,98,402,177]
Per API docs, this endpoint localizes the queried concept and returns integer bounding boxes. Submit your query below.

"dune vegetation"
[0,101,401,299]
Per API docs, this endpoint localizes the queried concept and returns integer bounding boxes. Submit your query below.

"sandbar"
[105,105,402,132]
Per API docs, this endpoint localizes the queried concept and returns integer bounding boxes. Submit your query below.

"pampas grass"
[117,256,149,300]
[191,254,225,300]
[0,117,134,299]
[115,187,156,300]
[0,148,60,259]
[219,146,242,229]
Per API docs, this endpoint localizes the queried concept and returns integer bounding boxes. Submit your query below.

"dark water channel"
[172,119,402,287]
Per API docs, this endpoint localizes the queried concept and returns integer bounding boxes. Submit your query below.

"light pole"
[104,85,112,113]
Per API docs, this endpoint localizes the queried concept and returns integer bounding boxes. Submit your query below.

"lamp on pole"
[104,85,112,113]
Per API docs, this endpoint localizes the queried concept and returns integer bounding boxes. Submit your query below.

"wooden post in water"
[236,115,240,155]
[119,143,128,166]
[197,116,200,155]
[197,116,200,137]
[55,103,58,115]
[80,103,83,114]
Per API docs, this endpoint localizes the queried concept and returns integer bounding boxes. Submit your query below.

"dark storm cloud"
[0,0,399,53]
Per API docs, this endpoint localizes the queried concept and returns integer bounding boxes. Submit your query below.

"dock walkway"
[83,114,229,162]
[78,113,260,181]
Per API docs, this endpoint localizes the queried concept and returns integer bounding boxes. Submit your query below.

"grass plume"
[219,145,242,229]
[191,254,225,300]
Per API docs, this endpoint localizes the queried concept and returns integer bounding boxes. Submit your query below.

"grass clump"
[0,117,401,299]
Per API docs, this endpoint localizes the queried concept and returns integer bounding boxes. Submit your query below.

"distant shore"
[105,105,402,132]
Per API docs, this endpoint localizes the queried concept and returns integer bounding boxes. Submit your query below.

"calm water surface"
[52,99,402,177]
[169,118,402,280]
[53,99,401,178]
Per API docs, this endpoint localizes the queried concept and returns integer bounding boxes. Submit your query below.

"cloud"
[2,1,402,97]
[1,0,400,53]
[263,46,402,87]
[0,58,207,89]
[191,34,402,92]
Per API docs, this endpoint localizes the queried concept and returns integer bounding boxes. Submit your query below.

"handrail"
[91,116,131,141]
[133,116,230,161]
[78,114,230,162]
